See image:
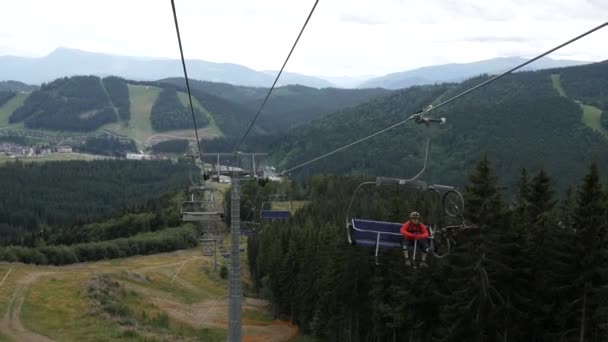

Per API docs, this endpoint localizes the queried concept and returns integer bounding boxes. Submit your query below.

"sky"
[1,0,607,77]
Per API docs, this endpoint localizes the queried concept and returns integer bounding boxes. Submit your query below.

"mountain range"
[0,47,594,89]
[1,60,607,193]
[359,57,592,89]
[271,61,608,193]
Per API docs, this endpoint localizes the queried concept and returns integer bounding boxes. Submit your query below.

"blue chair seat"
[348,219,404,255]
[260,210,290,220]
[240,229,256,236]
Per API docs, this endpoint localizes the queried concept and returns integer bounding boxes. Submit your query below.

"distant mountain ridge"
[0,48,334,88]
[0,80,38,92]
[0,48,595,90]
[360,56,593,89]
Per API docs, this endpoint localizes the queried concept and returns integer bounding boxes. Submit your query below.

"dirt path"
[153,297,299,342]
[0,271,55,342]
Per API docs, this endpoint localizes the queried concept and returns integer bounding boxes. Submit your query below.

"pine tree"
[520,169,571,341]
[515,168,531,223]
[527,169,555,226]
[558,185,576,231]
[569,162,608,341]
[441,156,507,342]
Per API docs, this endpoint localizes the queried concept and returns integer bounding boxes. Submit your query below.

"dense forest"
[9,76,118,131]
[0,159,191,245]
[150,139,189,154]
[559,61,608,110]
[247,158,608,341]
[102,76,131,121]
[150,88,208,132]
[79,135,138,156]
[271,62,608,193]
[0,91,15,107]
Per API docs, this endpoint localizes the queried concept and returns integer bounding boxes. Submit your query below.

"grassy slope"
[550,74,566,97]
[101,85,159,148]
[581,104,608,138]
[551,74,608,138]
[176,91,223,137]
[102,86,224,150]
[0,93,28,127]
[8,247,289,341]
[0,265,18,318]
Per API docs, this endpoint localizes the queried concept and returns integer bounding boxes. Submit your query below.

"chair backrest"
[260,210,290,220]
[182,211,223,222]
[350,219,403,244]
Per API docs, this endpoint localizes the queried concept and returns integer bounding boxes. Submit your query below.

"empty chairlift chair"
[180,188,225,223]
[348,219,404,258]
[260,197,291,221]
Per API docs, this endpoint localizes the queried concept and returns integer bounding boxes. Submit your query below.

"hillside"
[0,77,233,149]
[0,158,296,340]
[160,78,392,133]
[8,76,122,132]
[0,75,391,152]
[0,248,297,341]
[0,47,332,88]
[360,56,592,89]
[0,81,37,93]
[272,61,608,193]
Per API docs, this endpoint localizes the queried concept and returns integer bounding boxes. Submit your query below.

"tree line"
[0,159,190,245]
[248,158,608,341]
[79,135,138,156]
[151,139,189,154]
[0,225,200,265]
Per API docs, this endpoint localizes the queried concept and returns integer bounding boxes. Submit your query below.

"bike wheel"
[430,231,451,258]
[443,189,464,217]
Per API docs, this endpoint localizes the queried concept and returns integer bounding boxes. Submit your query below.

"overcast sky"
[1,0,607,77]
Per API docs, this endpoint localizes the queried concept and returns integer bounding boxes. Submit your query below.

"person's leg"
[419,239,430,267]
[403,239,414,266]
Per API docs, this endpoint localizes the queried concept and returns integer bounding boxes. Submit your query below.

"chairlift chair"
[344,121,466,263]
[180,186,225,222]
[260,194,291,221]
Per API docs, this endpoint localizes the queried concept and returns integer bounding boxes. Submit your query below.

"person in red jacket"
[400,211,430,267]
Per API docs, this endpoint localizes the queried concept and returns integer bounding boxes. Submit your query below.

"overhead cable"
[233,0,320,152]
[279,21,608,175]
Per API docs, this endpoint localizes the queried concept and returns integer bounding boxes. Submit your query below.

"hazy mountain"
[0,80,37,92]
[0,48,332,88]
[360,56,593,89]
[321,75,376,88]
[262,70,335,88]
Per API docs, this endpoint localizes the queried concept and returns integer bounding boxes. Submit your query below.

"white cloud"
[0,0,607,77]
